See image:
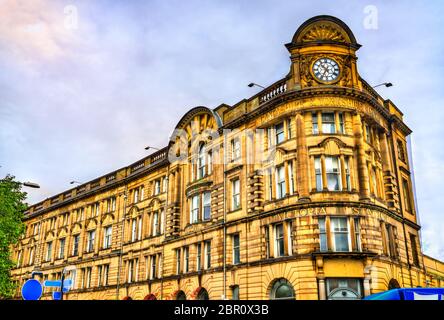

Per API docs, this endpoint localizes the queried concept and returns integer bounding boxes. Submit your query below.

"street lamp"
[70,181,83,185]
[144,146,161,151]
[372,82,393,88]
[22,182,40,189]
[248,82,265,89]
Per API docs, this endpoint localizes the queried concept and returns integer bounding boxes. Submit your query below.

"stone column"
[296,113,310,202]
[353,113,370,200]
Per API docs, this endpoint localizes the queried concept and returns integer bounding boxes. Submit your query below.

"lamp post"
[248,82,265,89]
[372,82,393,88]
[144,146,161,151]
[70,180,83,185]
[60,265,76,301]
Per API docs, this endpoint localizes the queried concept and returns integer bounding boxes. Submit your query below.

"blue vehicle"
[364,288,444,300]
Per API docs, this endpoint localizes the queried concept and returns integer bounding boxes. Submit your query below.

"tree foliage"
[0,175,27,299]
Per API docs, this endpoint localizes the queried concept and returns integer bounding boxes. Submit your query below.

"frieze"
[262,206,391,224]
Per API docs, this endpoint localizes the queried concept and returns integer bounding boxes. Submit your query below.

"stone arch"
[144,293,157,300]
[290,15,359,47]
[388,278,401,290]
[191,287,209,300]
[268,278,295,300]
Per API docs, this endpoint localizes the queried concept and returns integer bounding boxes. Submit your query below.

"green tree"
[0,175,27,299]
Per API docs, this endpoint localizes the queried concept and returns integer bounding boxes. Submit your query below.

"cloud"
[0,0,443,261]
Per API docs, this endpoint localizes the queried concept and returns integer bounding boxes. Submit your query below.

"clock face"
[312,58,340,83]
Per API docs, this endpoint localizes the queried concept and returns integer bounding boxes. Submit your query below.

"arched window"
[144,293,157,300]
[176,290,187,300]
[198,143,206,179]
[388,279,401,290]
[197,288,209,300]
[270,278,295,300]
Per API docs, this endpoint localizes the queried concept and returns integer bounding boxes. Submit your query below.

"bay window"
[325,156,341,191]
[322,112,336,134]
[203,191,211,220]
[276,165,286,199]
[331,217,350,252]
[190,195,199,223]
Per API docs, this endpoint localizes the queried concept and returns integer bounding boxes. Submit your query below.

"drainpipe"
[116,185,128,300]
[389,123,413,287]
[222,133,228,300]
[160,170,170,299]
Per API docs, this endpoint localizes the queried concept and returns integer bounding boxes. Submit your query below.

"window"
[268,169,273,200]
[83,267,92,288]
[325,156,341,191]
[138,216,143,239]
[354,218,361,252]
[46,242,53,262]
[28,247,35,265]
[97,265,109,287]
[276,166,286,199]
[331,217,349,252]
[326,278,362,300]
[152,180,160,196]
[87,230,95,252]
[312,112,319,134]
[58,238,65,259]
[314,157,323,191]
[106,197,116,212]
[103,226,112,249]
[275,122,285,144]
[231,285,240,300]
[397,139,406,162]
[322,112,336,134]
[190,195,199,223]
[232,234,240,264]
[204,241,211,269]
[134,188,139,203]
[203,192,211,220]
[365,123,371,143]
[344,157,351,191]
[270,278,295,300]
[402,178,413,212]
[150,255,157,280]
[72,235,79,256]
[175,249,181,274]
[184,247,189,273]
[338,112,345,134]
[318,218,327,252]
[384,224,397,258]
[207,151,213,174]
[410,234,420,267]
[232,178,241,210]
[92,203,100,217]
[131,219,137,242]
[196,243,202,271]
[231,138,241,161]
[127,259,138,283]
[198,144,206,179]
[288,162,294,195]
[153,212,159,236]
[275,224,285,257]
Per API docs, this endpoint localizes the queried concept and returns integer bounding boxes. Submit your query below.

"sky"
[0,0,443,260]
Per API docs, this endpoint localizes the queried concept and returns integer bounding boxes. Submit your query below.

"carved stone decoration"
[300,23,348,43]
[299,53,353,88]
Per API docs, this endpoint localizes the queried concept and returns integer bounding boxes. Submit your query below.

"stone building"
[11,15,444,300]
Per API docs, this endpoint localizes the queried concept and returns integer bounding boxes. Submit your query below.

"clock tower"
[285,15,363,90]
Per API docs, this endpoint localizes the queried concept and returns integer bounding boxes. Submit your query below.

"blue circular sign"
[21,279,43,300]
